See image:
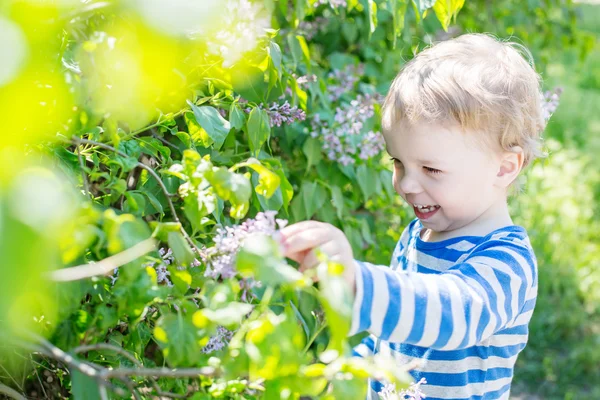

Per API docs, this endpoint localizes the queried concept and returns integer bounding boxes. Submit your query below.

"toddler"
[280,33,545,400]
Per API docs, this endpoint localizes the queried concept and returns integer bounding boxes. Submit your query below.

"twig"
[151,129,180,151]
[120,110,185,142]
[19,335,128,397]
[30,354,48,400]
[18,334,216,399]
[0,383,26,400]
[68,136,202,255]
[102,367,218,379]
[72,343,142,366]
[48,238,157,282]
[72,343,187,398]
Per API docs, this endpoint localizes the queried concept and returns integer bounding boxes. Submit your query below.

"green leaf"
[330,185,345,220]
[237,235,307,287]
[71,369,101,400]
[302,181,327,219]
[229,103,246,130]
[388,0,408,48]
[367,0,378,38]
[141,190,165,215]
[123,192,146,216]
[244,159,281,199]
[432,0,465,31]
[185,111,213,147]
[288,34,311,72]
[268,41,283,81]
[302,137,323,172]
[356,164,378,202]
[247,108,271,156]
[167,231,196,266]
[150,221,181,242]
[187,101,231,150]
[316,259,353,353]
[231,67,266,103]
[154,313,208,366]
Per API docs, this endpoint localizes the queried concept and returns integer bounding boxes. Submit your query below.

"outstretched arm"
[349,239,537,351]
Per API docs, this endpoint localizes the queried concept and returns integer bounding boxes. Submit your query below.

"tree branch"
[48,238,157,282]
[72,343,187,398]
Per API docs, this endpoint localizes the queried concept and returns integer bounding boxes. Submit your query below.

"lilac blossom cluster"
[297,17,328,40]
[294,73,318,88]
[541,87,563,122]
[246,101,306,127]
[201,325,236,354]
[314,0,348,8]
[110,247,184,286]
[327,64,365,102]
[379,378,427,400]
[310,93,385,166]
[201,211,287,280]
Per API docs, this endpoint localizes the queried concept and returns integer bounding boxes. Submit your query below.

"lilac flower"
[541,87,563,122]
[294,73,318,88]
[201,325,236,354]
[380,378,427,400]
[311,93,385,165]
[110,247,180,286]
[327,64,365,102]
[297,17,328,40]
[246,101,306,127]
[201,211,287,280]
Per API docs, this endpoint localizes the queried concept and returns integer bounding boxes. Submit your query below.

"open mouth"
[413,205,440,220]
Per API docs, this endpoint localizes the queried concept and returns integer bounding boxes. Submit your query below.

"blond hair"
[381,33,547,181]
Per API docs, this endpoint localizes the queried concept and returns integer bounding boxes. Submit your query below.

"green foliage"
[0,0,596,399]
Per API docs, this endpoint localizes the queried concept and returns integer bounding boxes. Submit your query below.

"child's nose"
[398,172,423,194]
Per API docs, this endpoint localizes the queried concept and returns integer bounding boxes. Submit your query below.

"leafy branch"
[64,135,203,255]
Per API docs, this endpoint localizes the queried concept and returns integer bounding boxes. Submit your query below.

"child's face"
[384,120,505,235]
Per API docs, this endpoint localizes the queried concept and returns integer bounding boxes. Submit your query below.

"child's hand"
[279,221,356,294]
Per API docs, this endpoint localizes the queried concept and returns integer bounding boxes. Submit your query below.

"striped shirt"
[349,218,538,400]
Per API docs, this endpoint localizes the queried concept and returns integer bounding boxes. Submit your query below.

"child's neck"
[421,198,514,242]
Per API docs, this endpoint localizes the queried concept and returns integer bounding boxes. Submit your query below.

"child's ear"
[496,146,524,188]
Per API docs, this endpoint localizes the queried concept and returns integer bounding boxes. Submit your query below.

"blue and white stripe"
[349,218,538,400]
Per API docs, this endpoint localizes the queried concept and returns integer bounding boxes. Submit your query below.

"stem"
[76,144,91,199]
[302,321,329,354]
[120,110,185,142]
[49,238,157,282]
[0,384,26,400]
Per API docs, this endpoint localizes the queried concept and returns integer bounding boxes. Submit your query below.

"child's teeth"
[417,205,439,212]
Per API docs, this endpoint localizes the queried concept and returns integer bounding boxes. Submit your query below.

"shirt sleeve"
[347,237,537,350]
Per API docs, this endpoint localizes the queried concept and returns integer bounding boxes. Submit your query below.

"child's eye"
[423,166,442,175]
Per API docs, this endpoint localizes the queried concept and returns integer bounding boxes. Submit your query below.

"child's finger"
[279,221,326,241]
[280,226,332,257]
